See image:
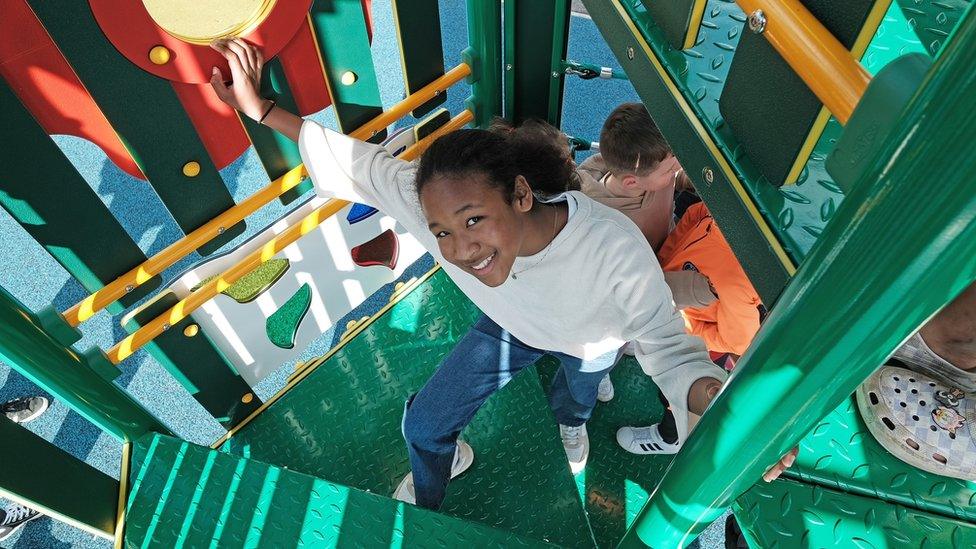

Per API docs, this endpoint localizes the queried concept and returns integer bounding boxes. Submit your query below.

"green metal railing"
[621,6,976,547]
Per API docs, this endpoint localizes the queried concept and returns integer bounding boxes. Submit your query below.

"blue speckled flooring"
[0,3,731,547]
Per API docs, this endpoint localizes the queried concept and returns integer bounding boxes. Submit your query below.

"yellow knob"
[149,45,171,65]
[341,71,358,85]
[182,161,201,177]
[241,393,254,404]
[183,324,199,337]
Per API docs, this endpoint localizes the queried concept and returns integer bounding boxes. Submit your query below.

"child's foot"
[0,503,41,542]
[393,440,474,505]
[2,396,49,424]
[597,374,614,402]
[616,424,681,455]
[893,332,976,392]
[560,423,589,473]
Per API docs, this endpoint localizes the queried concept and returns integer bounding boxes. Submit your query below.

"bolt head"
[627,46,635,60]
[125,284,134,293]
[748,9,767,34]
[702,167,715,185]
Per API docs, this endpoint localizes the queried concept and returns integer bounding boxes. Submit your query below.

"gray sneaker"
[0,504,41,542]
[2,397,49,424]
[893,332,976,392]
[560,423,589,474]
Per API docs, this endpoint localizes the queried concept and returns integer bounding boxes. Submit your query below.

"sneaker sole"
[393,441,475,504]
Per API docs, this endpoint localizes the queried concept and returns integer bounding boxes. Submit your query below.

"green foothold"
[35,305,83,347]
[192,258,290,304]
[266,284,312,349]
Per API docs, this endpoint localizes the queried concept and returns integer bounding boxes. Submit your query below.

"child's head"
[600,102,684,193]
[488,117,578,192]
[415,128,571,287]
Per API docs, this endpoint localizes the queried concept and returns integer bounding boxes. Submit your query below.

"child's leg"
[547,350,618,425]
[402,314,544,509]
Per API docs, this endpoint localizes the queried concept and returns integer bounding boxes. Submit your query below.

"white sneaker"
[616,424,681,455]
[393,440,474,505]
[560,423,589,474]
[597,374,615,402]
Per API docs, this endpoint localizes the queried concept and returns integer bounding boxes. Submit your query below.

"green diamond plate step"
[220,269,596,547]
[733,477,976,548]
[784,394,976,523]
[124,433,552,548]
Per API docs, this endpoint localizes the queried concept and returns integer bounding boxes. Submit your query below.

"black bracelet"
[258,99,277,124]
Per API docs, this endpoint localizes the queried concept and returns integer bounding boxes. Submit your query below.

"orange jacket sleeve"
[684,291,760,355]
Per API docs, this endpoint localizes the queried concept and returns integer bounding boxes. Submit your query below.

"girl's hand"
[210,38,268,121]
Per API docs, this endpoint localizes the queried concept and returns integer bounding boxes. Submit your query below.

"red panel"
[277,17,332,116]
[88,0,312,84]
[170,81,250,170]
[361,0,374,42]
[0,0,144,179]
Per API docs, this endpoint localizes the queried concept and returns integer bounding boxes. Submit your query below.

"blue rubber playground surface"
[0,2,727,547]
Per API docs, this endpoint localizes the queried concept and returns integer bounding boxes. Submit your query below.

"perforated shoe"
[2,397,48,424]
[393,440,474,505]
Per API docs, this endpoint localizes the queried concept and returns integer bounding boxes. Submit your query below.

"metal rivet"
[506,64,513,70]
[182,161,201,177]
[183,324,199,337]
[551,71,559,78]
[149,45,171,65]
[748,9,767,34]
[162,323,171,331]
[124,284,134,293]
[627,46,635,60]
[702,167,715,185]
[241,392,254,404]
[434,89,441,95]
[340,71,357,85]
[218,226,225,234]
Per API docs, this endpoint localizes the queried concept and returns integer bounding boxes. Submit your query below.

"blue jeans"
[401,314,616,509]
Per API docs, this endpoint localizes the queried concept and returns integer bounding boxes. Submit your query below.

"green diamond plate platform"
[785,395,976,523]
[734,477,976,548]
[221,269,596,547]
[124,432,554,548]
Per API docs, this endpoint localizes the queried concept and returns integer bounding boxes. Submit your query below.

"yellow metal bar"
[113,442,130,549]
[106,109,473,365]
[735,0,870,125]
[63,62,472,327]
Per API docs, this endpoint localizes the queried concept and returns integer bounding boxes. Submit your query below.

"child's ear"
[621,174,640,190]
[512,175,534,213]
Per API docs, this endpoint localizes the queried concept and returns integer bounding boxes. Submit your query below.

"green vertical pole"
[502,0,517,119]
[505,0,570,125]
[0,286,170,442]
[0,416,118,538]
[465,0,503,127]
[622,8,976,547]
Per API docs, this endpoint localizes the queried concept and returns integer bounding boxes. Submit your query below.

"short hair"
[599,103,671,177]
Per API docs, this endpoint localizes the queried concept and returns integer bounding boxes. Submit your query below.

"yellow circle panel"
[142,0,278,44]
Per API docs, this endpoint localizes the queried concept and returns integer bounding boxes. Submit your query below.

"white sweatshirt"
[298,120,726,440]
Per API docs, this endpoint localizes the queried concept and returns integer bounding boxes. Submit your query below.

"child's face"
[420,175,532,287]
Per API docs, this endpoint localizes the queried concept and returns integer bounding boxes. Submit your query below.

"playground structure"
[0,0,975,547]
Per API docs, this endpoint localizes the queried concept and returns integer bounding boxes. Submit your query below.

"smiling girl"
[209,39,793,510]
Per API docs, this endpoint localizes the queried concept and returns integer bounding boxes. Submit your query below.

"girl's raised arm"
[209,38,303,142]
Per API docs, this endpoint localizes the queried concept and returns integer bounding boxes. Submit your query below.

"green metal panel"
[638,0,706,50]
[243,60,313,206]
[719,0,889,187]
[466,0,503,128]
[26,1,244,255]
[309,0,387,143]
[898,0,973,55]
[786,395,976,523]
[507,0,571,125]
[621,6,976,546]
[222,270,595,547]
[0,415,118,538]
[734,477,976,548]
[392,0,447,118]
[0,285,169,441]
[581,0,795,305]
[125,432,555,548]
[123,292,261,428]
[0,79,159,312]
